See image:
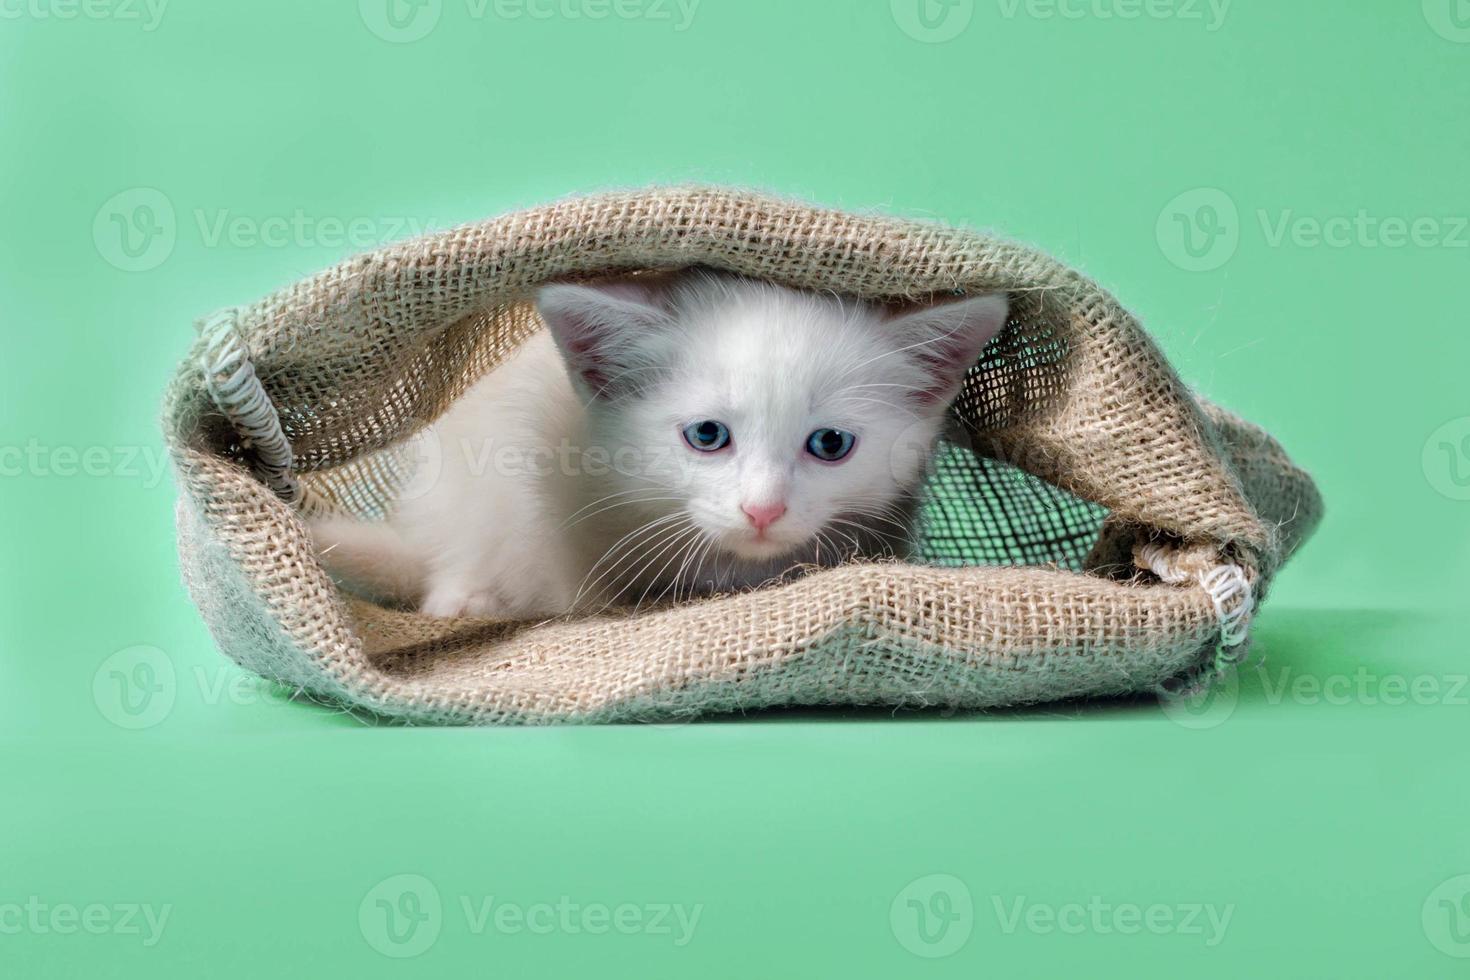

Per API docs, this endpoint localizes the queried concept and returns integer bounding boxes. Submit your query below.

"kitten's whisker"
[586,528,690,616]
[829,516,906,559]
[843,381,936,395]
[836,321,972,382]
[645,528,708,609]
[690,534,718,593]
[632,531,694,608]
[562,494,683,530]
[813,529,837,566]
[625,524,703,612]
[577,363,671,411]
[837,396,929,414]
[558,486,669,529]
[823,524,861,556]
[584,517,695,611]
[687,534,721,594]
[840,509,911,534]
[577,517,684,604]
[669,530,711,602]
[573,512,688,607]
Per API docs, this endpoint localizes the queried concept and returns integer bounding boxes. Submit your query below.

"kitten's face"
[596,298,949,561]
[539,272,1008,566]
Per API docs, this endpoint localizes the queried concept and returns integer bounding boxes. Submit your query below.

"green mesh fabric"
[911,441,1109,571]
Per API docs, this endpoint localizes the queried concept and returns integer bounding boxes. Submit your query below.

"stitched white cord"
[1200,562,1253,651]
[1136,541,1256,684]
[197,308,304,508]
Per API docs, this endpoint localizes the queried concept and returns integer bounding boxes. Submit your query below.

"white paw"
[419,587,510,620]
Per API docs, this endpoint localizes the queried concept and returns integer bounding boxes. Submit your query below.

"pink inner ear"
[537,280,669,397]
[910,338,977,405]
[911,385,957,407]
[901,327,991,407]
[890,293,1010,407]
[562,335,612,392]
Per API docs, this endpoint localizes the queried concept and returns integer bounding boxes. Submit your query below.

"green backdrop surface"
[3,1,1468,976]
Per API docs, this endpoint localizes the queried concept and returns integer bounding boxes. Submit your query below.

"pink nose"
[741,502,787,531]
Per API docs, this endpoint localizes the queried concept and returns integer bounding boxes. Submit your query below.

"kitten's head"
[537,270,1008,564]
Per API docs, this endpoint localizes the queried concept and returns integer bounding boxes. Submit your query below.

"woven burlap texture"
[163,186,1321,724]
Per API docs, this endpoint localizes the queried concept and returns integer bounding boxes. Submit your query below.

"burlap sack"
[163,187,1321,724]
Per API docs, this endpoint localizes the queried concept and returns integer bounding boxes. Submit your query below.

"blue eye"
[806,428,855,462]
[682,420,731,452]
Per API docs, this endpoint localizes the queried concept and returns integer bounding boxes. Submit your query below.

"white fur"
[311,270,1008,619]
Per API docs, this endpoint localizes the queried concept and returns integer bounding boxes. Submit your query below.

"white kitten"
[311,270,1008,619]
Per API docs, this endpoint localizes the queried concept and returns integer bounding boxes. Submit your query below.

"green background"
[3,1,1468,976]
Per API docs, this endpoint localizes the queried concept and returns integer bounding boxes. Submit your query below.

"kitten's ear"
[887,293,1010,407]
[535,280,670,397]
